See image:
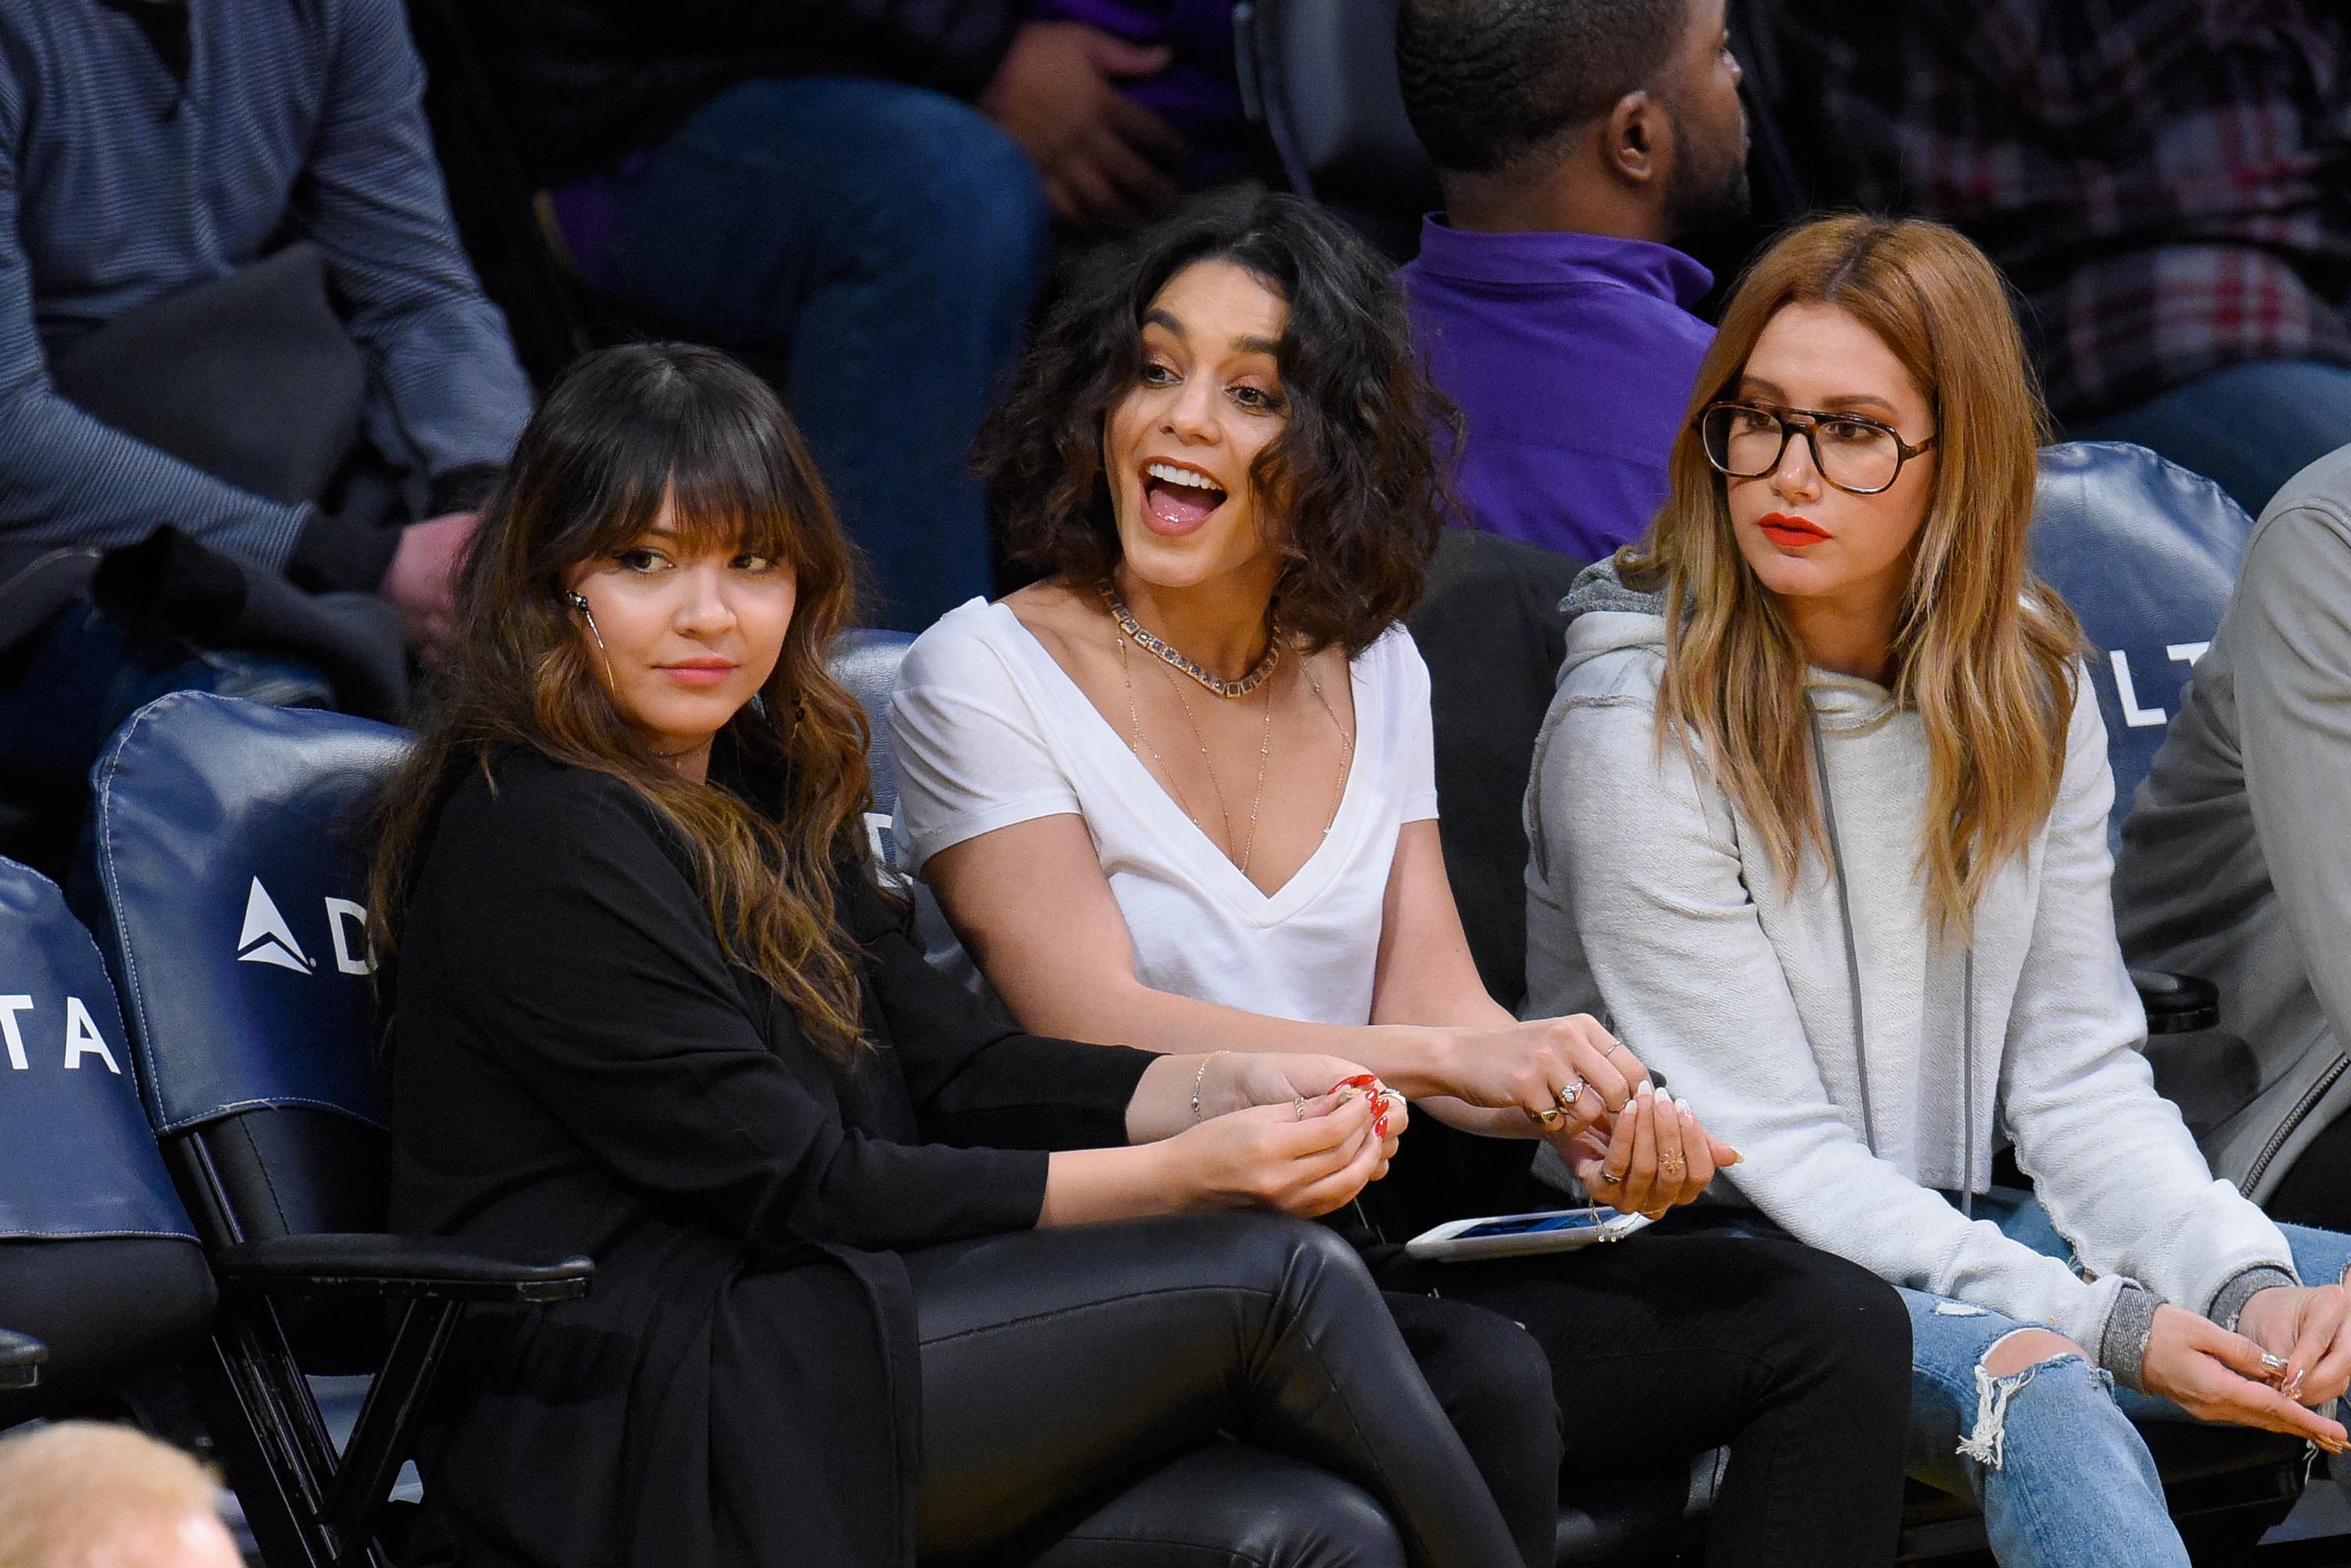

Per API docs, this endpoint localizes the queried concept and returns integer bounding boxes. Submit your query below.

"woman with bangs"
[1523,213,2351,1567]
[892,194,1912,1568]
[372,342,1549,1568]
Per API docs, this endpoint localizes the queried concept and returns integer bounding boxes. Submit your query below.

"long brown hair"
[368,343,879,1062]
[1627,215,2082,940]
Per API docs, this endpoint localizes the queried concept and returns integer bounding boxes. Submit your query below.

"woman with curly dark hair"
[370,342,1549,1568]
[891,195,1914,1566]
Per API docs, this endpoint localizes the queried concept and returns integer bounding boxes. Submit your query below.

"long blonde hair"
[1625,214,2081,940]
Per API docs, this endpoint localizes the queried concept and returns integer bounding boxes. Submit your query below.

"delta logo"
[235,878,375,977]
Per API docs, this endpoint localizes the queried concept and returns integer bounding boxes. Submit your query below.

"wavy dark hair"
[975,193,1461,656]
[368,343,880,1063]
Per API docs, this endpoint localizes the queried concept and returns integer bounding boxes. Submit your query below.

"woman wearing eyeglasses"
[893,194,1913,1568]
[1524,212,2351,1568]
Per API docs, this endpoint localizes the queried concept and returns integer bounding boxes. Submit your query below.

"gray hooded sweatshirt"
[2114,445,2351,1202]
[1523,562,2295,1382]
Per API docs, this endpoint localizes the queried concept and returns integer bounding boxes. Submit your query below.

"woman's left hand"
[2236,1284,2351,1406]
[1563,1085,1733,1219]
[1205,1052,1407,1156]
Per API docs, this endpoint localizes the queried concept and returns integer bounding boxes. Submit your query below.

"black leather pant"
[907,1213,1533,1568]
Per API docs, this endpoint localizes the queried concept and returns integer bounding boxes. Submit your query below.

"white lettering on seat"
[0,995,30,1070]
[2167,642,2211,668]
[236,878,315,974]
[325,898,375,976]
[2110,650,2168,728]
[62,996,120,1074]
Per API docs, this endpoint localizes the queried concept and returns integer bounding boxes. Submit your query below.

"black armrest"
[0,1328,45,1389]
[214,1233,592,1305]
[2131,969,2220,1036]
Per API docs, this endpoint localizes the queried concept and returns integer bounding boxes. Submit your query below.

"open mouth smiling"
[1140,459,1230,534]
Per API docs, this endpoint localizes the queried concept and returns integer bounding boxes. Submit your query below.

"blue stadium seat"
[78,692,592,1568]
[0,856,213,1420]
[832,625,915,867]
[2028,440,2252,845]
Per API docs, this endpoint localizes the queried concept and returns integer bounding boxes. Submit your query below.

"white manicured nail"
[1636,1081,1654,1097]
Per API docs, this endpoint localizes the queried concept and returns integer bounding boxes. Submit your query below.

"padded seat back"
[2027,443,2251,843]
[0,856,212,1414]
[831,628,915,867]
[80,693,413,1248]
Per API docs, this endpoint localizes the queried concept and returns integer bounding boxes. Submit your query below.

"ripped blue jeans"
[1903,1190,2351,1568]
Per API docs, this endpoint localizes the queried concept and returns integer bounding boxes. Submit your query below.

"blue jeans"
[576,77,1052,632]
[0,600,328,793]
[2067,359,2351,519]
[1908,1193,2351,1568]
[1673,1193,2351,1568]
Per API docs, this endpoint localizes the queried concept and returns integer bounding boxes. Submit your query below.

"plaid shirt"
[1788,1,2351,420]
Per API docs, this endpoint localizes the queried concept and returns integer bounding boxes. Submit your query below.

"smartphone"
[1404,1206,1653,1262]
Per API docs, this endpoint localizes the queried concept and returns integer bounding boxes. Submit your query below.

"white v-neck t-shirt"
[889,597,1440,1027]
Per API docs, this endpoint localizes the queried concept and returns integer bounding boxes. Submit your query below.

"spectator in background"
[1394,0,1749,563]
[0,1422,242,1568]
[0,0,532,786]
[2114,442,2351,1233]
[1026,2,1266,196]
[494,3,1209,630]
[1787,1,2351,516]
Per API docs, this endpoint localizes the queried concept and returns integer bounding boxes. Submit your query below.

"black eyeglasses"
[1697,401,1936,496]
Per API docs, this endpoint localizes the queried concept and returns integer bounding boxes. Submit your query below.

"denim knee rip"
[1955,1349,2113,1472]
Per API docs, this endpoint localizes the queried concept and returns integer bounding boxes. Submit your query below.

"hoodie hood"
[1556,558,1898,734]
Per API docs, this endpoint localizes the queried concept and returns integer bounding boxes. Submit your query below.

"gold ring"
[1292,1095,1308,1121]
[1660,1157,1686,1181]
[1529,1105,1565,1130]
[1556,1080,1584,1109]
[1596,1168,1625,1186]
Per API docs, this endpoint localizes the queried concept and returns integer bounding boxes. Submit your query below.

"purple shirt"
[1399,218,1715,563]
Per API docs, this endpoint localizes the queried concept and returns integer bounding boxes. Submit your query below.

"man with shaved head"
[1396,0,1750,560]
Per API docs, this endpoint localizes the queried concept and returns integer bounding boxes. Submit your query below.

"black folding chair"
[0,857,214,1429]
[76,693,592,1568]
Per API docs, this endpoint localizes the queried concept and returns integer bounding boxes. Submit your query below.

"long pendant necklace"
[1301,660,1357,839]
[1117,623,1275,871]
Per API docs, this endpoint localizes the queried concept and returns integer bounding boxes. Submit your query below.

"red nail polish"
[1339,1074,1381,1093]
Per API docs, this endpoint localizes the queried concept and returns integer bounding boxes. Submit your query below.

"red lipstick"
[1757,512,1831,549]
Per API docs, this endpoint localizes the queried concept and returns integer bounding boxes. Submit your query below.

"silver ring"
[1292,1095,1308,1121]
[1556,1080,1584,1109]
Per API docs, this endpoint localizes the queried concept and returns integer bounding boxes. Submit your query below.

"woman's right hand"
[1433,1013,1645,1137]
[2141,1303,2349,1450]
[1166,1090,1392,1219]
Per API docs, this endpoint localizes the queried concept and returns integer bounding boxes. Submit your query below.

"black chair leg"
[187,1301,393,1568]
[327,1300,461,1554]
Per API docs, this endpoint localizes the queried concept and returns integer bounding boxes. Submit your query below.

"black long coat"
[388,753,1154,1568]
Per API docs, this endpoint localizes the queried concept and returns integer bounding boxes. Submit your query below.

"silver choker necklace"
[1100,584,1280,699]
